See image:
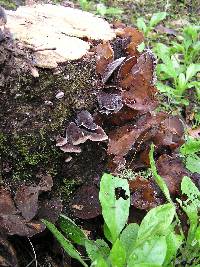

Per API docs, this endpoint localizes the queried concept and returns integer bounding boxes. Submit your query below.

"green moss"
[0,0,17,9]
[60,178,80,200]
[0,132,60,181]
[0,49,97,197]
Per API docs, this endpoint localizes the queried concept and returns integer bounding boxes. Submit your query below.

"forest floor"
[0,0,199,266]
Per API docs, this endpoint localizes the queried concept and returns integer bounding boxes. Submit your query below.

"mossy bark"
[0,38,101,198]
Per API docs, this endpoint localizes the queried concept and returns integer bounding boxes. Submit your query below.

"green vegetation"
[75,1,199,124]
[136,12,167,37]
[43,154,200,266]
[77,0,123,18]
[180,138,200,174]
[155,25,200,106]
[41,6,200,265]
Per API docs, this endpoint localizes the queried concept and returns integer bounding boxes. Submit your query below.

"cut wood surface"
[6,4,116,68]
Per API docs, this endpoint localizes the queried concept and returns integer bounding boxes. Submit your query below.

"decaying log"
[0,4,115,192]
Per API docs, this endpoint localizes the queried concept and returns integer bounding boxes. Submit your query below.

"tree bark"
[0,4,115,196]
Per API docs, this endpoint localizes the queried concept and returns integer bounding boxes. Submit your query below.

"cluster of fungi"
[65,24,199,220]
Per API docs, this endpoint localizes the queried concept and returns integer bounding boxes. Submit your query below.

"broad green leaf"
[195,226,200,245]
[42,219,88,267]
[181,176,200,203]
[154,43,177,78]
[136,204,175,244]
[105,7,123,16]
[156,82,174,96]
[177,73,186,92]
[179,98,190,106]
[129,264,161,267]
[156,63,177,79]
[96,3,107,16]
[177,199,198,246]
[180,139,200,155]
[95,239,110,257]
[155,43,170,62]
[137,42,145,52]
[185,155,200,174]
[171,41,184,53]
[186,64,200,82]
[192,41,200,52]
[85,239,109,262]
[109,239,126,267]
[149,144,172,203]
[183,38,193,51]
[79,0,91,11]
[149,12,167,27]
[171,54,180,70]
[196,87,200,100]
[91,256,109,267]
[178,177,200,245]
[163,231,183,265]
[137,17,147,34]
[85,240,102,262]
[120,223,139,258]
[99,173,130,243]
[183,25,198,42]
[128,236,167,265]
[103,223,112,243]
[156,64,172,80]
[188,81,200,90]
[59,214,87,246]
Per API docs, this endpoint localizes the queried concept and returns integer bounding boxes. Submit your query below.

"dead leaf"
[117,55,137,84]
[96,42,114,75]
[188,126,200,139]
[153,116,184,150]
[15,185,39,221]
[38,174,53,192]
[0,234,18,267]
[15,175,53,221]
[107,112,166,158]
[38,197,63,223]
[156,154,190,195]
[0,214,45,236]
[129,176,164,210]
[0,175,60,237]
[70,185,101,219]
[117,51,158,112]
[116,27,144,56]
[0,187,17,215]
[155,25,177,36]
[102,56,126,83]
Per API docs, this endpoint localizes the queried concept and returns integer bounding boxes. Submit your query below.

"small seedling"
[77,0,123,18]
[171,25,200,66]
[96,3,123,18]
[155,42,200,105]
[180,138,200,174]
[136,12,167,37]
[78,0,91,11]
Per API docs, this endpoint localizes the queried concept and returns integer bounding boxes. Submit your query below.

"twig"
[32,47,56,52]
[27,237,38,267]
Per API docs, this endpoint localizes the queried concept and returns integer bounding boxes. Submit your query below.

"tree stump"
[0,4,115,193]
